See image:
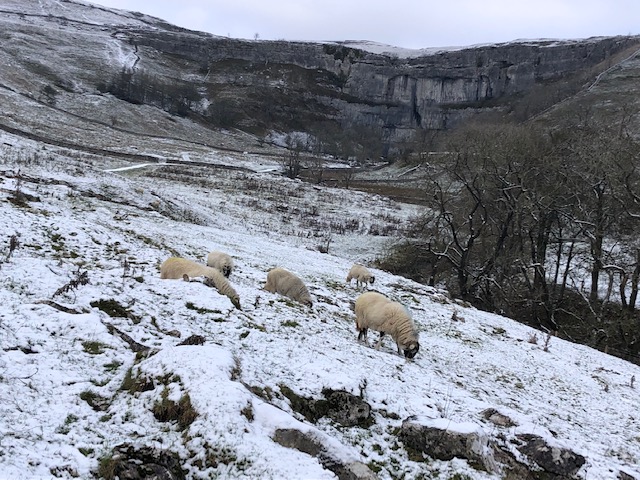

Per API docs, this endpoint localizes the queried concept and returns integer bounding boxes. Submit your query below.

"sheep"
[354,291,419,359]
[160,257,241,310]
[346,264,375,289]
[264,267,313,307]
[206,250,234,277]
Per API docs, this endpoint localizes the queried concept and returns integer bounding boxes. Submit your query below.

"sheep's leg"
[374,332,385,350]
[357,328,368,344]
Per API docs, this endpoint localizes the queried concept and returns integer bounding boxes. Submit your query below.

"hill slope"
[1,130,639,479]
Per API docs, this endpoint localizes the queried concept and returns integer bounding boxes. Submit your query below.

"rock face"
[516,434,586,478]
[126,29,640,137]
[280,386,373,427]
[98,443,185,480]
[399,417,498,473]
[399,417,588,479]
[273,428,378,480]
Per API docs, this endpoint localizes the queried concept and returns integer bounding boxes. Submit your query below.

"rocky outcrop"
[399,416,498,473]
[96,443,185,480]
[280,385,373,427]
[124,28,640,138]
[516,434,586,478]
[273,428,378,480]
[398,417,587,479]
[4,1,640,150]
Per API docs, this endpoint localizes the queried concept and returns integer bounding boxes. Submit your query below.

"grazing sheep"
[160,257,241,310]
[206,250,234,277]
[346,264,375,289]
[354,291,419,359]
[264,267,313,307]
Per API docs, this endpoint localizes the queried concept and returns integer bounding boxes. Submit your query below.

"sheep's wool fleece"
[355,292,417,346]
[265,268,312,305]
[160,257,240,308]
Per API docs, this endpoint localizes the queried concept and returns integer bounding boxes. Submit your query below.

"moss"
[406,445,428,463]
[245,321,266,332]
[103,361,122,372]
[82,341,108,355]
[185,302,222,315]
[120,367,155,394]
[368,461,383,474]
[240,402,254,422]
[78,447,94,457]
[279,384,329,423]
[371,443,383,454]
[80,390,111,412]
[248,385,276,402]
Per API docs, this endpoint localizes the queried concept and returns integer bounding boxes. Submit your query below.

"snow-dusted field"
[1,131,639,480]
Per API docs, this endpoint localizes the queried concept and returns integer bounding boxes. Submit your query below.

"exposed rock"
[280,385,373,427]
[618,470,639,480]
[178,334,206,346]
[322,388,373,427]
[516,434,586,478]
[99,443,185,480]
[273,428,378,480]
[481,408,517,427]
[127,29,640,143]
[8,3,640,155]
[398,416,498,473]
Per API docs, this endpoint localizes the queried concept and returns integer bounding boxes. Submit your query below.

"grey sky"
[85,0,640,49]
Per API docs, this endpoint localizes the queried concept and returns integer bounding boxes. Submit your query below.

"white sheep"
[354,291,419,359]
[206,250,234,277]
[264,267,313,307]
[160,257,241,310]
[346,264,375,289]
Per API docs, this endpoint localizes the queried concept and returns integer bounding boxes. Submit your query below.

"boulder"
[273,428,378,480]
[398,416,498,473]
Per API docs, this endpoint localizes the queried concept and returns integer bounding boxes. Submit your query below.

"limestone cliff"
[123,28,640,139]
[1,0,639,151]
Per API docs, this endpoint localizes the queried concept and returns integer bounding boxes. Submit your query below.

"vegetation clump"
[90,298,140,323]
[152,388,198,431]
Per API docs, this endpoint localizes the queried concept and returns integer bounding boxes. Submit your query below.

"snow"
[1,130,640,480]
[329,37,613,59]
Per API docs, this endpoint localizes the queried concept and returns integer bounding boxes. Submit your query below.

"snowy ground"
[1,131,640,479]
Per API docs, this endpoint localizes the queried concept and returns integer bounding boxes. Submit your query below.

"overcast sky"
[85,0,640,49]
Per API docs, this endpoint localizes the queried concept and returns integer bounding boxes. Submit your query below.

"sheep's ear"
[182,274,190,282]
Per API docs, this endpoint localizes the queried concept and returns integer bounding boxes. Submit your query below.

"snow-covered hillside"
[1,132,639,480]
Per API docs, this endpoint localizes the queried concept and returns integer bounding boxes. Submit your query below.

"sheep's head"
[223,266,232,277]
[403,342,420,359]
[231,296,242,310]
